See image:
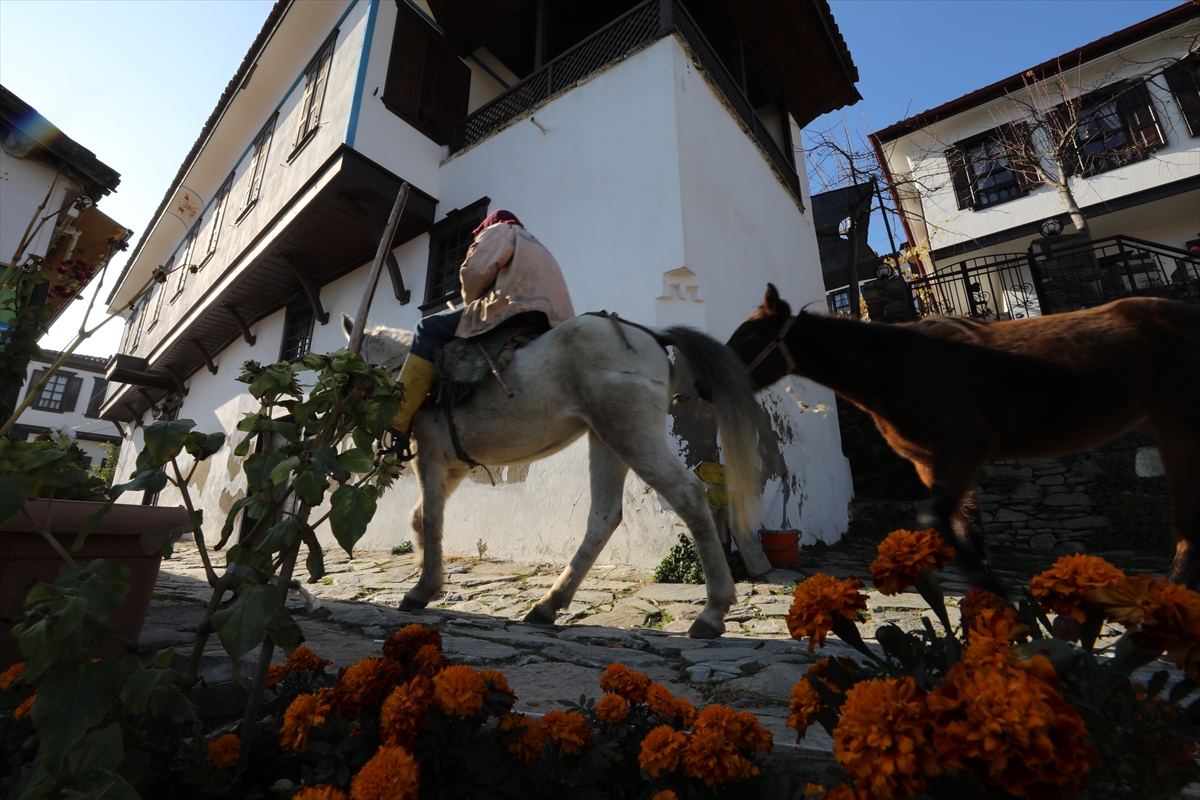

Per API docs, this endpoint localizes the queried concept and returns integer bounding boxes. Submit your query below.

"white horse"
[343,312,770,638]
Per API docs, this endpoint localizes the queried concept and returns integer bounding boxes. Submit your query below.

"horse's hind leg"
[1154,427,1200,588]
[610,438,735,639]
[400,454,470,612]
[525,433,629,625]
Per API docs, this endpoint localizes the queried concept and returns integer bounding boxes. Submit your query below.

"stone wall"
[835,398,1173,557]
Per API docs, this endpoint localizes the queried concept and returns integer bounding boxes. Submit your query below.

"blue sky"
[0,0,1183,355]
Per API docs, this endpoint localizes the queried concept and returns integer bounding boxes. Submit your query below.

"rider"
[388,210,576,437]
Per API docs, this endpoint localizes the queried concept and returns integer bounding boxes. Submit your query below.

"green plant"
[391,541,413,555]
[651,533,749,585]
[91,441,121,487]
[476,538,489,559]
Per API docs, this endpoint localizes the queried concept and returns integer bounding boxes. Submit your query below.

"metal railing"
[448,0,802,201]
[908,252,1042,322]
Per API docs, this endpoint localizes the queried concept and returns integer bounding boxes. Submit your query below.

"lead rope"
[744,315,797,374]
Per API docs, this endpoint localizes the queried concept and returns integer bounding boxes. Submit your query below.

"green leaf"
[161,524,191,558]
[141,419,196,468]
[51,596,88,643]
[0,471,34,526]
[269,456,301,486]
[219,495,255,547]
[300,526,326,583]
[18,617,62,683]
[74,500,118,551]
[65,723,125,781]
[265,606,301,656]
[329,484,377,555]
[233,435,252,458]
[244,452,284,490]
[314,446,350,483]
[183,431,225,460]
[352,427,375,452]
[111,468,167,496]
[257,517,300,553]
[361,397,401,438]
[291,467,329,506]
[337,448,375,475]
[75,560,131,622]
[211,584,282,663]
[31,659,120,773]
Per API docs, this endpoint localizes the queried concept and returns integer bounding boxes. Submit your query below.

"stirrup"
[377,426,416,465]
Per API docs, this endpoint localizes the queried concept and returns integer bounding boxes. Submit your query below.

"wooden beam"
[279,253,330,325]
[339,192,412,305]
[223,303,257,346]
[192,339,219,375]
[163,366,190,396]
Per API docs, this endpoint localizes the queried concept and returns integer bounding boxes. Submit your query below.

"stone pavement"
[145,540,1178,757]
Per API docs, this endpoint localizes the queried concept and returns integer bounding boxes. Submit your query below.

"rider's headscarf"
[473,209,522,237]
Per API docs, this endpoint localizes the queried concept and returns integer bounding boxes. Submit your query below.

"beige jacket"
[455,223,575,338]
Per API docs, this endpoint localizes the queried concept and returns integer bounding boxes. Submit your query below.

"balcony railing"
[449,0,801,201]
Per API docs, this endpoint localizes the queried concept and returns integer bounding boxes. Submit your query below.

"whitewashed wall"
[0,153,81,263]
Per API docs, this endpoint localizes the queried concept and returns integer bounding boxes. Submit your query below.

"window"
[947,123,1038,210]
[173,224,198,298]
[1067,81,1166,177]
[382,1,471,145]
[147,275,167,331]
[241,114,277,214]
[1164,54,1200,138]
[293,32,337,154]
[201,175,233,266]
[421,199,489,310]
[28,370,82,413]
[280,302,315,362]
[127,296,145,352]
[84,378,108,418]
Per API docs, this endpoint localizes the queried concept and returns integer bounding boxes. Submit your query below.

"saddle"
[431,313,546,409]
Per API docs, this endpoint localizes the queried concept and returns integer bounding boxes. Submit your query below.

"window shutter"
[85,378,108,418]
[308,46,333,134]
[25,368,47,400]
[1164,56,1200,138]
[1116,80,1166,150]
[63,375,83,413]
[1005,122,1041,189]
[945,148,973,209]
[442,51,471,144]
[384,3,428,120]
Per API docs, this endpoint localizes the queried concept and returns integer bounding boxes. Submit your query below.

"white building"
[10,351,122,469]
[100,0,861,567]
[870,3,1199,321]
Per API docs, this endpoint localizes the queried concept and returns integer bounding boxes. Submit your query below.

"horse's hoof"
[523,606,556,626]
[399,596,428,612]
[687,618,724,640]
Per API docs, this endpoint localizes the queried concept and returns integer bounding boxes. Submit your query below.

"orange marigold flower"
[266,664,288,688]
[675,697,698,727]
[870,528,955,595]
[413,643,449,676]
[13,694,34,721]
[963,607,1030,669]
[734,710,772,752]
[380,676,433,748]
[285,645,332,673]
[786,574,868,652]
[958,588,1011,632]
[833,677,940,800]
[596,693,629,724]
[639,724,687,777]
[645,682,677,717]
[349,745,420,800]
[599,663,652,704]
[281,689,333,752]
[927,662,1098,798]
[207,733,240,769]
[803,783,825,797]
[651,791,679,800]
[542,709,592,754]
[432,665,488,717]
[1091,576,1200,664]
[0,662,24,691]
[1030,554,1127,624]
[293,786,348,800]
[788,679,824,741]
[382,624,443,665]
[332,658,401,720]
[682,725,740,786]
[818,787,871,800]
[481,669,515,706]
[499,712,546,764]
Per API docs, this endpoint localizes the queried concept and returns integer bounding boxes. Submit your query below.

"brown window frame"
[279,300,316,362]
[200,174,234,268]
[1164,53,1200,138]
[1064,80,1166,178]
[291,31,338,160]
[28,369,82,413]
[240,113,277,219]
[420,197,489,312]
[946,123,1039,211]
[382,1,471,145]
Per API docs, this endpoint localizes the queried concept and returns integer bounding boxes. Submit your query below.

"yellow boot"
[391,353,436,434]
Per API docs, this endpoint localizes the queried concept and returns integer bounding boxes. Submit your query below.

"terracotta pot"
[758,529,801,569]
[0,499,190,669]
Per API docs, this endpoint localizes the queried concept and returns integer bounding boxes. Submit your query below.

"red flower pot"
[758,529,801,569]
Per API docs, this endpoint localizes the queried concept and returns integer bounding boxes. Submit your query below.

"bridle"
[743,314,797,375]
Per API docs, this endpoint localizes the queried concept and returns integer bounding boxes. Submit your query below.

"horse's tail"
[655,326,769,576]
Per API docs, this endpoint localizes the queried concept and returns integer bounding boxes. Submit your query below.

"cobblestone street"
[146,538,1179,758]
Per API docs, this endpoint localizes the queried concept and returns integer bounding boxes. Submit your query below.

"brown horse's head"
[726,284,794,389]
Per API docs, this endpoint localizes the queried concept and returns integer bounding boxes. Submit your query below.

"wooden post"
[348,183,410,355]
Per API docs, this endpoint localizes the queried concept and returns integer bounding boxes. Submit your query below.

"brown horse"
[726,284,1200,591]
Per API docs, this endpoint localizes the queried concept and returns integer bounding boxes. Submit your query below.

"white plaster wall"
[0,154,81,263]
[880,20,1200,256]
[671,42,852,546]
